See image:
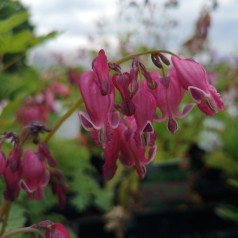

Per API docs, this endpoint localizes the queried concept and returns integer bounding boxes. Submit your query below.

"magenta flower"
[92,49,113,95]
[0,151,6,175]
[20,149,50,201]
[45,223,71,238]
[3,144,23,201]
[103,117,157,179]
[50,82,70,97]
[78,71,119,148]
[112,72,136,116]
[119,117,157,178]
[49,169,68,208]
[16,98,48,125]
[103,124,122,180]
[132,84,157,146]
[171,56,224,116]
[38,143,57,167]
[149,69,194,133]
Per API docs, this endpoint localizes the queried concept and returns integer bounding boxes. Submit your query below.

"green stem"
[0,227,43,238]
[0,55,24,72]
[43,98,83,143]
[0,200,11,235]
[116,49,178,64]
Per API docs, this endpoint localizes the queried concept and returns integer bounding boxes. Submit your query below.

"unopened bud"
[159,54,170,66]
[139,62,157,89]
[32,220,54,229]
[108,62,121,73]
[151,54,163,68]
[131,58,139,70]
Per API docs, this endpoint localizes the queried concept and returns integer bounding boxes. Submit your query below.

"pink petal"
[79,112,100,130]
[175,103,195,119]
[188,86,209,103]
[168,118,178,133]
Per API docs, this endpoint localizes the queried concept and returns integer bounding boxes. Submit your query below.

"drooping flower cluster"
[77,49,224,179]
[16,80,70,126]
[0,123,67,206]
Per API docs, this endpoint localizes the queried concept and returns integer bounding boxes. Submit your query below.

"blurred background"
[1,0,238,237]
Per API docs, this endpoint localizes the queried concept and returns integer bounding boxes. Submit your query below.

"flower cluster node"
[0,131,67,205]
[0,131,19,145]
[22,122,51,144]
[108,62,121,73]
[77,49,223,179]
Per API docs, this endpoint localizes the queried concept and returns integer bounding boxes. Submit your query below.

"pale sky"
[19,0,238,67]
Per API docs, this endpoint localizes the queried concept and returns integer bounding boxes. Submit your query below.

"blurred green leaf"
[5,204,26,233]
[0,31,58,54]
[0,31,32,54]
[49,138,114,211]
[216,205,238,222]
[0,69,41,100]
[0,12,28,34]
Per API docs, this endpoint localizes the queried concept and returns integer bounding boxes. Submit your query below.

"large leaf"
[216,205,238,222]
[0,31,58,54]
[5,204,26,233]
[0,31,32,54]
[0,12,28,34]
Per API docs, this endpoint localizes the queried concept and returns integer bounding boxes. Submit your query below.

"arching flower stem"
[0,226,43,238]
[43,98,83,143]
[116,50,178,65]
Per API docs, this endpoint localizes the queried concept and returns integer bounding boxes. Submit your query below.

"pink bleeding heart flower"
[16,98,48,126]
[119,117,157,179]
[78,71,119,148]
[50,82,70,97]
[104,117,156,179]
[103,125,121,180]
[38,143,57,167]
[132,84,157,146]
[149,69,194,133]
[45,222,71,238]
[92,49,113,95]
[20,149,50,201]
[49,169,68,208]
[112,72,136,116]
[171,56,224,116]
[3,144,23,201]
[0,150,6,176]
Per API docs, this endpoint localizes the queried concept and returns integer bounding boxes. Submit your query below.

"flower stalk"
[0,200,11,235]
[116,50,178,64]
[0,226,43,238]
[43,98,83,143]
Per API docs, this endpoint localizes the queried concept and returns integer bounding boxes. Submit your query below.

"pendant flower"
[92,49,113,95]
[20,149,50,201]
[171,56,224,116]
[3,144,23,201]
[103,117,157,179]
[132,84,157,146]
[149,69,194,133]
[78,70,119,148]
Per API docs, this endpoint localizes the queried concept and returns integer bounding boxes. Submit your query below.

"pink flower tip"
[45,223,71,238]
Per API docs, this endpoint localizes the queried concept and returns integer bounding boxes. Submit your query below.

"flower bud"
[151,54,163,68]
[159,53,170,66]
[139,62,157,89]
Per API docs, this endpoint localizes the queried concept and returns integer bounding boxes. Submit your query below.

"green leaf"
[0,31,32,54]
[5,204,26,233]
[0,12,28,34]
[29,31,58,46]
[216,206,238,222]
